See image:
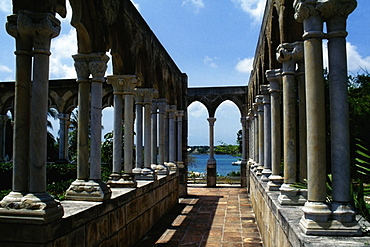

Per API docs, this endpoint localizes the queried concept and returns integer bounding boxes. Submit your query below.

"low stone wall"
[0,173,179,247]
[249,172,370,247]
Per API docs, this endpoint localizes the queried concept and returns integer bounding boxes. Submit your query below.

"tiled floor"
[134,184,263,247]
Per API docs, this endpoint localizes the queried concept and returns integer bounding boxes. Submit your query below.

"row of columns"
[247,0,360,236]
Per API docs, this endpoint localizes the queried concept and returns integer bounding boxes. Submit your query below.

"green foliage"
[101,131,114,165]
[227,171,240,177]
[214,142,241,156]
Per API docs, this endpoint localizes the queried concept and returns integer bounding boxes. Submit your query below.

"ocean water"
[188,154,241,176]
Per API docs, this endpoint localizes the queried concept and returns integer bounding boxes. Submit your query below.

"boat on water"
[232,160,241,166]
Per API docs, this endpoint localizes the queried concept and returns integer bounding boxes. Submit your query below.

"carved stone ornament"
[293,0,319,22]
[316,0,357,19]
[103,0,121,25]
[276,42,304,73]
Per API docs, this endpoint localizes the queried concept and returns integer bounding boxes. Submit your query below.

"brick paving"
[134,184,263,247]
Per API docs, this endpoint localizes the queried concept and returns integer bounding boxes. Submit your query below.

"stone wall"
[0,173,179,247]
[249,172,370,247]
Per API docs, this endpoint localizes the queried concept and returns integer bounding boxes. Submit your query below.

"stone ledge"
[0,172,179,246]
[249,172,370,247]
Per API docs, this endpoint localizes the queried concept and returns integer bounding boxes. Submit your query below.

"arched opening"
[187,101,208,180]
[214,100,242,182]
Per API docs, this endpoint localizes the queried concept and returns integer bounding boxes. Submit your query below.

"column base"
[135,168,157,180]
[331,202,356,222]
[155,164,170,175]
[256,165,264,176]
[0,192,63,224]
[261,168,272,182]
[65,179,112,201]
[300,202,361,237]
[165,162,178,171]
[278,183,307,205]
[266,175,284,191]
[176,161,185,169]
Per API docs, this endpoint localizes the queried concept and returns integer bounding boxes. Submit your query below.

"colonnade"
[247,0,360,236]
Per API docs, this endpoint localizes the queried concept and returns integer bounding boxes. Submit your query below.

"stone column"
[136,88,156,180]
[156,99,169,174]
[106,76,125,186]
[294,0,331,232]
[207,117,217,187]
[176,110,184,168]
[266,69,284,191]
[66,53,111,201]
[151,101,158,166]
[0,11,63,222]
[277,42,306,205]
[57,113,69,162]
[164,105,170,163]
[134,91,144,174]
[0,115,8,161]
[260,85,272,182]
[122,75,141,187]
[240,117,248,187]
[256,96,264,176]
[251,104,259,171]
[324,0,358,226]
[167,105,177,171]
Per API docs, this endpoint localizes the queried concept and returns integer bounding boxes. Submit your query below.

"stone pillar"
[176,110,184,168]
[167,105,177,171]
[135,88,156,180]
[57,114,69,162]
[294,0,332,233]
[66,53,111,201]
[207,117,217,187]
[260,85,272,182]
[256,95,264,176]
[266,69,284,191]
[240,117,248,187]
[251,104,259,171]
[106,76,124,186]
[325,0,358,227]
[277,42,306,205]
[151,101,158,166]
[0,115,8,161]
[297,56,307,183]
[122,75,141,186]
[134,91,144,174]
[156,99,169,174]
[0,11,63,222]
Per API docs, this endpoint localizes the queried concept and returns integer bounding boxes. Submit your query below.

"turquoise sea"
[188,154,241,176]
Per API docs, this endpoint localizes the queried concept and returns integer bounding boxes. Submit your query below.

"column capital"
[155,99,167,113]
[57,113,69,121]
[6,11,61,45]
[260,85,271,105]
[167,105,177,119]
[107,75,142,94]
[175,110,184,121]
[207,117,216,126]
[316,0,357,20]
[256,95,264,112]
[293,0,320,23]
[276,42,304,74]
[135,88,156,105]
[266,69,283,93]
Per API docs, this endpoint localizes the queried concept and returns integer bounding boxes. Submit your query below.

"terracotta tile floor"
[134,184,263,247]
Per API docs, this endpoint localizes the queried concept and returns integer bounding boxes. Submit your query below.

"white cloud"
[0,64,12,73]
[182,0,205,13]
[130,0,141,11]
[188,101,208,118]
[235,57,253,73]
[231,0,266,23]
[323,41,370,75]
[204,56,218,68]
[0,0,11,13]
[50,28,77,79]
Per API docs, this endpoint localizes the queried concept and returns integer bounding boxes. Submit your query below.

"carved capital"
[107,75,142,94]
[207,117,216,126]
[155,99,167,114]
[88,54,109,83]
[176,110,184,121]
[294,0,319,22]
[317,0,357,19]
[266,69,283,93]
[276,42,304,73]
[135,88,155,105]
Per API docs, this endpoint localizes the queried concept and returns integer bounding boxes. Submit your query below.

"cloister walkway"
[134,185,263,247]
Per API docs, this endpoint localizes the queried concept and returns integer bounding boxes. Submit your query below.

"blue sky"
[0,0,369,146]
